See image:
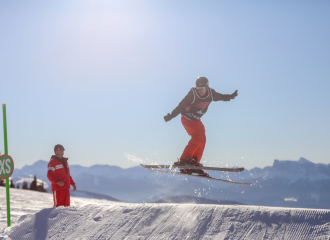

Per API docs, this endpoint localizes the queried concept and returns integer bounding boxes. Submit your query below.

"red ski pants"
[180,115,206,164]
[53,189,70,207]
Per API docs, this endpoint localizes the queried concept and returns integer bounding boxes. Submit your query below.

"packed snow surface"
[1,188,330,239]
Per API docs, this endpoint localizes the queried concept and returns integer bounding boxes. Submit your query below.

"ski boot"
[174,156,198,166]
[180,168,209,177]
[174,156,204,167]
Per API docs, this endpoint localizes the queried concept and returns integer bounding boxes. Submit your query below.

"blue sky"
[1,0,329,170]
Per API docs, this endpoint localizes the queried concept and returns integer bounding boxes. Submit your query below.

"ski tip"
[239,183,252,186]
[233,168,244,172]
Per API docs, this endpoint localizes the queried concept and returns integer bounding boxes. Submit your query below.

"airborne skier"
[164,77,238,176]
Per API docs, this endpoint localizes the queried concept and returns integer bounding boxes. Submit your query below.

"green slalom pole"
[3,104,11,227]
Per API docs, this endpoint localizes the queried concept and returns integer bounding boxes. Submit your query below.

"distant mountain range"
[10,158,330,209]
[70,190,120,202]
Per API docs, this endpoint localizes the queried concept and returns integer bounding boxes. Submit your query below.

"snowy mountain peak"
[23,159,48,169]
[272,157,314,170]
[298,157,313,165]
[34,159,49,166]
[272,159,296,170]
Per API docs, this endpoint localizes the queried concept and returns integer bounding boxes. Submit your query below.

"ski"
[140,164,244,172]
[145,168,252,186]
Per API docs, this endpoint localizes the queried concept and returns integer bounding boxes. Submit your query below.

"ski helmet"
[196,77,209,87]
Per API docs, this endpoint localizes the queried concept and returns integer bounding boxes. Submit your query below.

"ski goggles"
[196,87,207,91]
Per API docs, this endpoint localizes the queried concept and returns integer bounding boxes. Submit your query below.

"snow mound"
[1,203,330,239]
[0,187,116,230]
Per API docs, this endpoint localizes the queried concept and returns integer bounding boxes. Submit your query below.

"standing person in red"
[164,77,238,176]
[47,144,77,207]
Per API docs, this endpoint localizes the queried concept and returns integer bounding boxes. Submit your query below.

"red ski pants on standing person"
[180,115,206,164]
[53,189,70,207]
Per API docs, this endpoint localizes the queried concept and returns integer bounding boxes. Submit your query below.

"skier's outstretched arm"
[211,89,238,102]
[164,90,194,122]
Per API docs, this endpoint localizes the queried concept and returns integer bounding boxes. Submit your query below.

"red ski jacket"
[47,155,75,192]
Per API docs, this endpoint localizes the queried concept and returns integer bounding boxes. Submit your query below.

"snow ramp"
[1,203,330,240]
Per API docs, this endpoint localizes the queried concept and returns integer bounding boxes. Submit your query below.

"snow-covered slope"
[0,187,112,230]
[1,188,330,240]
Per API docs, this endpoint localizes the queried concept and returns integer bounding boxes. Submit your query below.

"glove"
[231,90,238,99]
[164,113,173,122]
